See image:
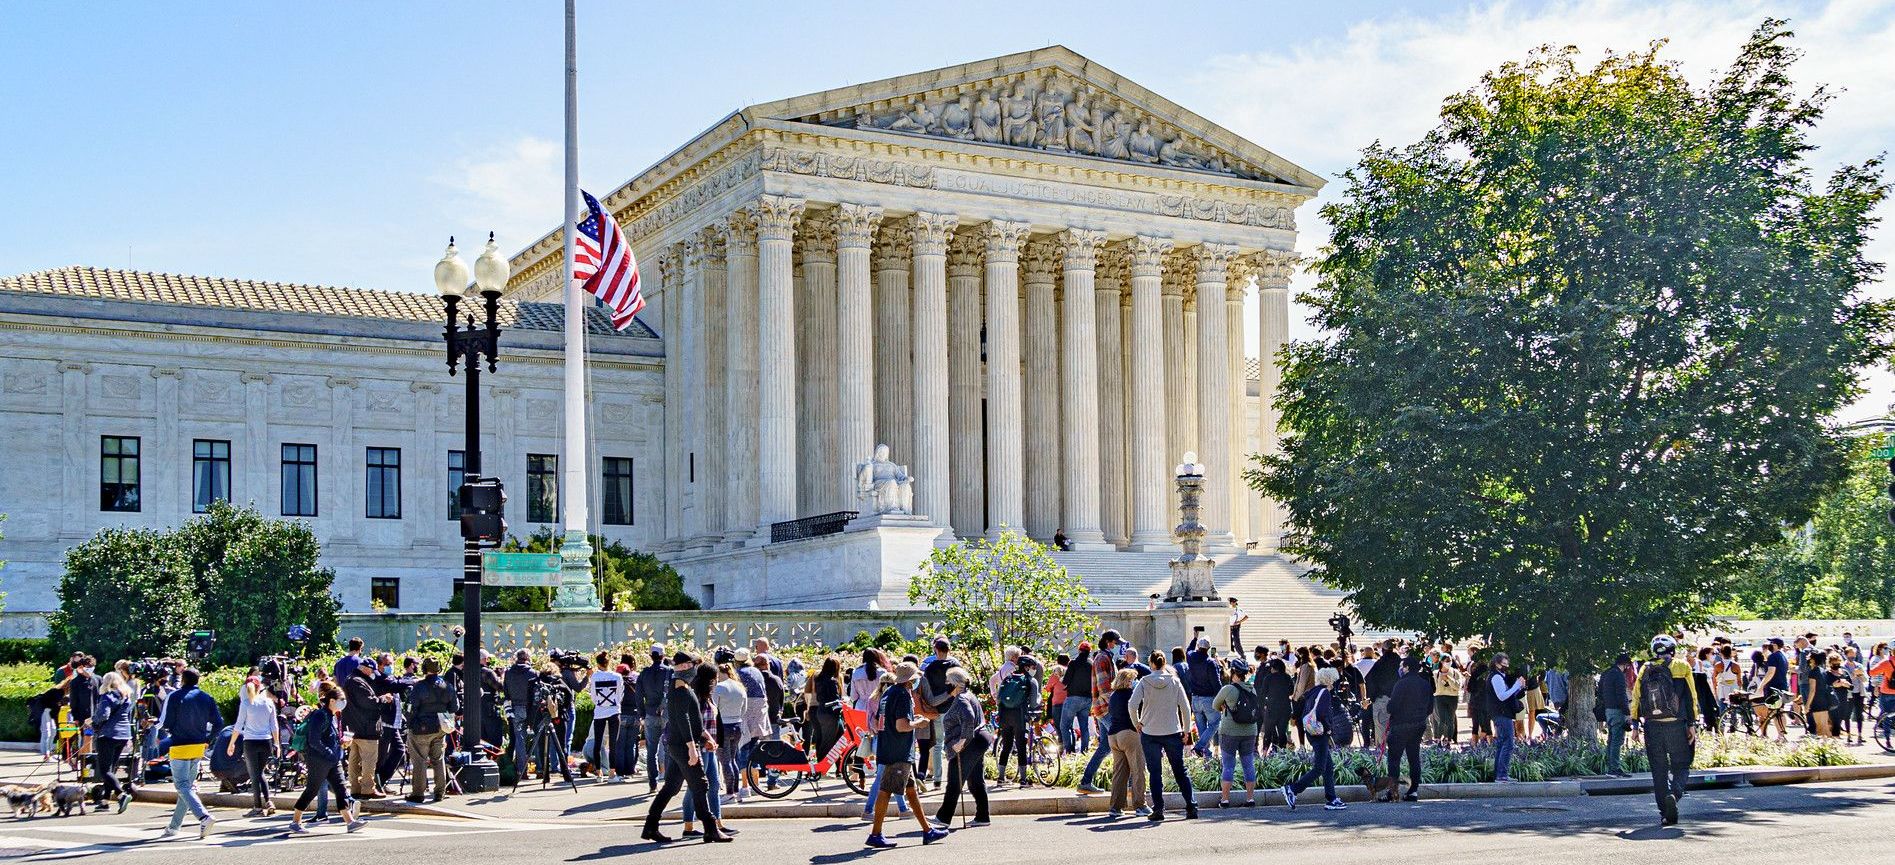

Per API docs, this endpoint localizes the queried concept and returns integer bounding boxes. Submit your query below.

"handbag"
[1302,689,1328,736]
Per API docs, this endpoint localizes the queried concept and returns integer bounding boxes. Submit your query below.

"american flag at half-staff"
[571,189,644,330]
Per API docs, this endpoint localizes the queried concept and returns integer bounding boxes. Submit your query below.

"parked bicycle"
[745,706,871,799]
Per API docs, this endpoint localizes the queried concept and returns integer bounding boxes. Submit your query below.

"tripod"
[512,714,577,794]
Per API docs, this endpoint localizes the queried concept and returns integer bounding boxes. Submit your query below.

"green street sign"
[481,551,562,587]
[1874,446,1895,460]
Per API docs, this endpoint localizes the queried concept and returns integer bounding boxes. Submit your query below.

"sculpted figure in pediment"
[1001,83,1037,147]
[1034,74,1066,148]
[940,95,974,139]
[1065,95,1097,154]
[1099,110,1130,160]
[886,99,940,134]
[1158,135,1213,170]
[1127,121,1161,163]
[973,91,1002,143]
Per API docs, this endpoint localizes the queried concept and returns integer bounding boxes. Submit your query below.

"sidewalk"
[8,741,1892,823]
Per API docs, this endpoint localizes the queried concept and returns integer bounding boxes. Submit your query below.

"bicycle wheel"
[840,745,870,797]
[1875,716,1894,753]
[1033,729,1064,786]
[745,765,803,799]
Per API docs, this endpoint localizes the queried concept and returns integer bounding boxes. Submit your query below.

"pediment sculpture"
[807,71,1272,182]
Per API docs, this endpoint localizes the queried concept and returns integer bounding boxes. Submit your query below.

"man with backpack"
[1184,639,1223,760]
[1632,634,1699,827]
[993,662,1035,784]
[1210,660,1260,807]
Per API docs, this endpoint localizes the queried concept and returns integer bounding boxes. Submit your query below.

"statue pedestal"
[845,512,937,532]
[552,530,603,611]
[1151,601,1228,655]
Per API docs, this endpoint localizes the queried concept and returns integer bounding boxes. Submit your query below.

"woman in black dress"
[1255,658,1294,752]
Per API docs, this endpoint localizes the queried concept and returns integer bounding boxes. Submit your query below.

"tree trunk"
[1566,669,1599,744]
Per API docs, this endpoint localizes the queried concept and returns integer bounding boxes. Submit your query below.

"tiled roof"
[0,266,656,339]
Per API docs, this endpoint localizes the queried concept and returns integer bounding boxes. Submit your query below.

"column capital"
[1226,253,1255,290]
[980,220,1031,262]
[1096,245,1128,291]
[1057,228,1107,271]
[655,243,685,285]
[1022,238,1061,286]
[1254,248,1299,290]
[947,228,983,278]
[1128,235,1173,277]
[834,203,884,251]
[697,223,728,265]
[800,209,838,263]
[751,194,805,242]
[875,219,914,270]
[724,209,759,257]
[910,211,958,258]
[1161,249,1191,299]
[683,232,708,269]
[1193,242,1240,285]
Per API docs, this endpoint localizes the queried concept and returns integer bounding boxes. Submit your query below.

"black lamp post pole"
[444,288,502,792]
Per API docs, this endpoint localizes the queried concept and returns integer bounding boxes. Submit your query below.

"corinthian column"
[657,247,684,552]
[681,235,711,554]
[697,225,728,549]
[1194,243,1238,554]
[801,211,841,512]
[753,195,804,536]
[983,220,1030,538]
[1126,235,1174,550]
[1225,257,1252,551]
[834,203,883,509]
[910,212,956,529]
[1162,256,1188,467]
[1022,238,1061,542]
[723,211,760,546]
[874,221,914,466]
[1058,229,1110,550]
[1255,249,1296,551]
[1094,248,1128,547]
[946,230,985,538]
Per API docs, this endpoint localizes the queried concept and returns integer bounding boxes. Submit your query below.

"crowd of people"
[19,625,1892,844]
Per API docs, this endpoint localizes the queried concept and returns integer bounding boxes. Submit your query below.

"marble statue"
[1099,111,1130,160]
[886,99,939,133]
[1001,83,1037,147]
[941,95,973,139]
[1128,121,1160,163]
[1158,136,1211,170]
[855,443,915,515]
[973,91,1002,143]
[1034,74,1066,148]
[1065,95,1097,154]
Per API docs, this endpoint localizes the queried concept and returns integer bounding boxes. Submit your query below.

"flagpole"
[555,0,600,610]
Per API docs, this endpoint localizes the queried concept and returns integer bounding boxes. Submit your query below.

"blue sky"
[3,0,1891,417]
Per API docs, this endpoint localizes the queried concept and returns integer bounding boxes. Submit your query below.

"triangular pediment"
[744,46,1323,190]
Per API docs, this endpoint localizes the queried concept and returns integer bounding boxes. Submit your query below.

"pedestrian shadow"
[1616,826,1684,841]
[809,849,888,863]
[568,842,663,860]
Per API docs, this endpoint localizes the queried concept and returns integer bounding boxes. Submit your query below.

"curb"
[131,787,487,820]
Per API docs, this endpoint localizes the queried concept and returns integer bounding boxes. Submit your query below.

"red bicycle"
[745,705,872,799]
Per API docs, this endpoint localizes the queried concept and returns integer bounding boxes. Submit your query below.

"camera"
[129,658,168,683]
[549,649,588,670]
[257,654,305,690]
[1328,613,1353,637]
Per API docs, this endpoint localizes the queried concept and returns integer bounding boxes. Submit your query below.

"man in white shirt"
[1227,598,1249,654]
[587,653,625,782]
[1489,654,1526,782]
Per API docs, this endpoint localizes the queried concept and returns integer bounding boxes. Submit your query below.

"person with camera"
[636,645,671,791]
[1632,635,1699,826]
[374,655,418,793]
[503,649,538,781]
[527,662,577,785]
[554,651,588,759]
[158,667,223,839]
[90,671,136,814]
[1488,653,1526,783]
[642,653,731,844]
[341,658,391,799]
[288,682,366,834]
[404,657,456,804]
[1129,650,1196,822]
[228,673,280,816]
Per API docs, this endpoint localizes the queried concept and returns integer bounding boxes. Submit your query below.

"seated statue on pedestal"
[855,443,915,516]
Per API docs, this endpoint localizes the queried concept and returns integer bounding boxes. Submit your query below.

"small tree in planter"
[909,529,1096,670]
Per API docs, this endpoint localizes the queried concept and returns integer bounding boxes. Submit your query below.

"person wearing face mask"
[289,682,365,834]
[1487,653,1526,783]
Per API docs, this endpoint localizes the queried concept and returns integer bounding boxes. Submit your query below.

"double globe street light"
[433,233,510,792]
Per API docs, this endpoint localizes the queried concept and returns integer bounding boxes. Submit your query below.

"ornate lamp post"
[434,234,508,792]
[1165,451,1220,602]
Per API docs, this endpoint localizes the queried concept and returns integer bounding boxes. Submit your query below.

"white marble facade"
[0,284,663,614]
[508,46,1318,604]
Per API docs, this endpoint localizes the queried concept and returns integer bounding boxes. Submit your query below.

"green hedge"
[0,640,60,667]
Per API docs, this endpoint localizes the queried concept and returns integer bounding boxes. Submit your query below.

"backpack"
[1328,696,1355,748]
[1638,663,1683,722]
[288,716,309,752]
[997,673,1031,710]
[1226,685,1261,726]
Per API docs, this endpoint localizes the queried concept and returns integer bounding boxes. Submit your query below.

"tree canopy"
[909,530,1096,668]
[1722,434,1895,619]
[1251,22,1890,674]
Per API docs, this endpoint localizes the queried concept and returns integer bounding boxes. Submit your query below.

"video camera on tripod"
[1328,613,1353,648]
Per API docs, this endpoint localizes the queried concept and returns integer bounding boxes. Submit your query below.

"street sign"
[1874,446,1895,460]
[481,551,562,587]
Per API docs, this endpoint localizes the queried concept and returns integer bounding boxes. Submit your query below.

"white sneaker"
[198,817,215,840]
[1324,800,1347,811]
[158,829,180,840]
[346,819,367,833]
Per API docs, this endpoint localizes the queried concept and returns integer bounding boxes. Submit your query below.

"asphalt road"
[0,778,1886,863]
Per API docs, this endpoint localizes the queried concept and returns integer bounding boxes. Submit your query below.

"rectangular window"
[603,457,634,525]
[447,450,466,520]
[281,443,318,517]
[371,577,400,610]
[527,453,558,523]
[366,447,401,519]
[191,439,231,513]
[100,435,141,512]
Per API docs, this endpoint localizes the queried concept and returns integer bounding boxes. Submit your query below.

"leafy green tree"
[50,527,204,660]
[178,502,341,667]
[1723,435,1895,618]
[909,530,1096,668]
[1251,23,1890,739]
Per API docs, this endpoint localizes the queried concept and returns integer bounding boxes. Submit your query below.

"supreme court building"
[0,46,1337,618]
[507,46,1320,608]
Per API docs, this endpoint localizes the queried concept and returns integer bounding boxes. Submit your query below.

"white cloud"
[1200,0,1895,421]
[431,135,563,253]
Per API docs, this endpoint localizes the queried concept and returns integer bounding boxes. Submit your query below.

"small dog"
[46,785,85,818]
[1365,771,1401,803]
[4,785,52,819]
